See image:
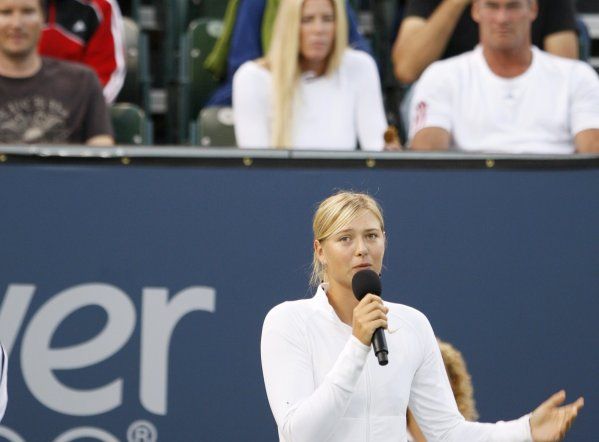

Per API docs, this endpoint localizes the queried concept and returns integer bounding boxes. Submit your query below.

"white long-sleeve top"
[0,344,7,422]
[233,49,387,150]
[261,285,533,442]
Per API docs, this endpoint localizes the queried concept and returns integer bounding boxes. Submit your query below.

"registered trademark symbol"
[127,420,158,442]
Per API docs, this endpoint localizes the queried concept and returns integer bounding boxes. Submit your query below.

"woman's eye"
[367,233,378,239]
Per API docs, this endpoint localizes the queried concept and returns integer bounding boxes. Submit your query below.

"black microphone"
[351,269,389,366]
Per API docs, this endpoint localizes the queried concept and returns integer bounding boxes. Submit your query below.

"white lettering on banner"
[127,420,158,442]
[21,284,136,415]
[0,283,217,419]
[140,287,216,414]
[0,426,25,442]
[0,420,157,441]
[53,427,119,442]
[0,284,36,355]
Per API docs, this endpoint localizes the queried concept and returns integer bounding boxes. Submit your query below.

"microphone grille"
[351,269,382,301]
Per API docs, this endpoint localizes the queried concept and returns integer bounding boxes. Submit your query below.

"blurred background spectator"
[21,0,597,148]
[392,0,578,85]
[39,0,126,103]
[408,0,599,153]
[233,0,395,150]
[0,0,114,145]
[206,0,372,107]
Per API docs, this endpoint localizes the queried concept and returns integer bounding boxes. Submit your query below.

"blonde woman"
[233,0,393,150]
[261,190,583,441]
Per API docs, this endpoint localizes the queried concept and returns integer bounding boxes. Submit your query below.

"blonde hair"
[438,339,479,421]
[266,0,349,148]
[310,191,384,287]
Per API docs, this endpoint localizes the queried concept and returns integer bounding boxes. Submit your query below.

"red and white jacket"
[39,0,126,103]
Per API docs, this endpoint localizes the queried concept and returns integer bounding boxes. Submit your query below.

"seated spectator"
[207,0,371,106]
[393,0,579,84]
[409,0,599,154]
[39,0,125,103]
[0,343,6,422]
[407,339,479,441]
[0,0,113,145]
[233,0,397,150]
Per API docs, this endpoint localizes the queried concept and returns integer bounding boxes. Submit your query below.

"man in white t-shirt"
[409,0,599,154]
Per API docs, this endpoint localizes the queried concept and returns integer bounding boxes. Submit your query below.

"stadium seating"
[118,17,152,115]
[179,0,228,24]
[165,0,228,82]
[121,0,141,21]
[577,18,591,61]
[110,103,153,145]
[178,18,224,143]
[191,106,237,147]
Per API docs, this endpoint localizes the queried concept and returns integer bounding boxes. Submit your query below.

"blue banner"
[0,161,597,441]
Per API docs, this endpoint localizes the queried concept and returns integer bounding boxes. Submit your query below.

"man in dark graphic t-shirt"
[0,0,113,145]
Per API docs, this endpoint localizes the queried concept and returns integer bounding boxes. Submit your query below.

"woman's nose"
[355,238,368,256]
[312,18,326,33]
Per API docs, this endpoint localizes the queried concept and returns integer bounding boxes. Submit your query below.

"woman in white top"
[261,191,583,442]
[233,0,396,150]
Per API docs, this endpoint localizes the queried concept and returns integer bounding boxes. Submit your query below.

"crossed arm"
[411,128,599,152]
[393,0,472,84]
[574,129,599,153]
[87,135,115,146]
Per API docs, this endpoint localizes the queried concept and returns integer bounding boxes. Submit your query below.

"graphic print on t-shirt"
[0,96,70,143]
[413,101,428,133]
